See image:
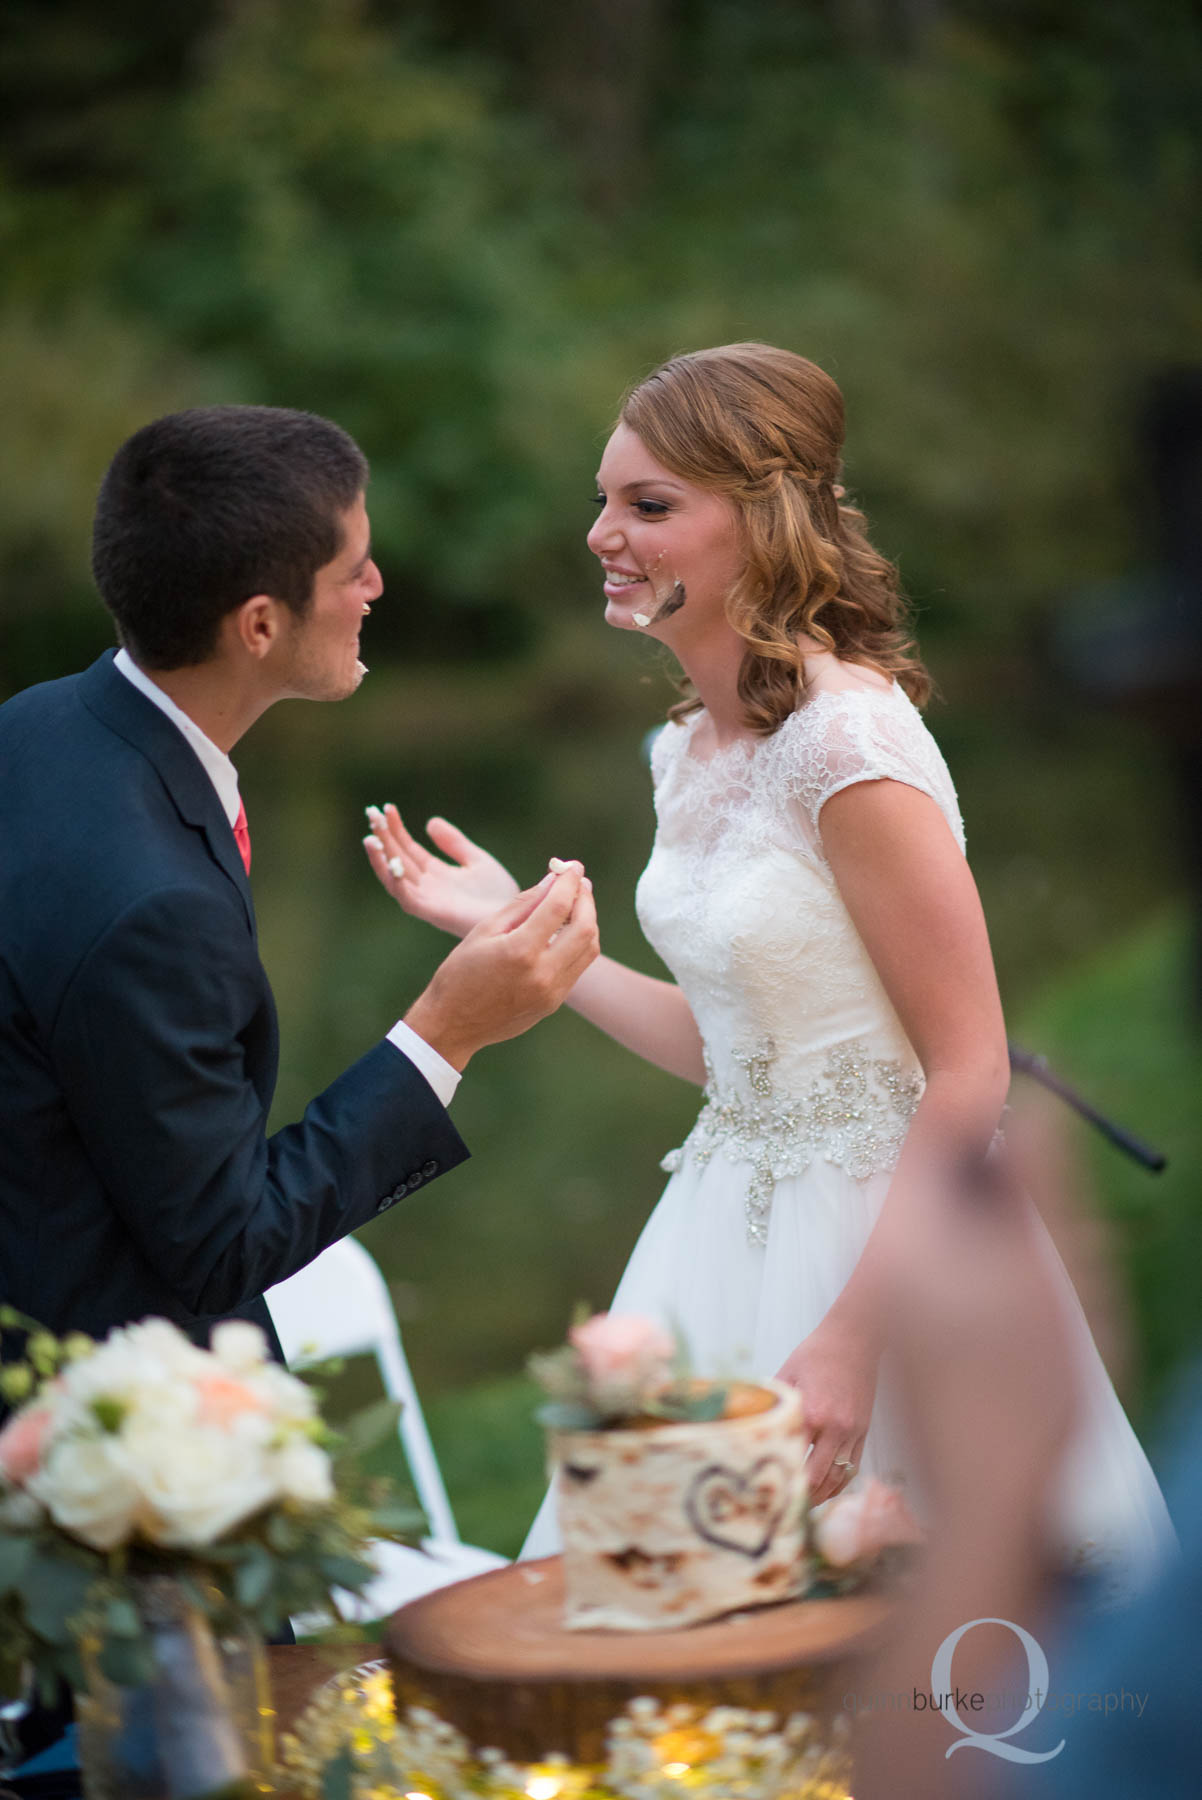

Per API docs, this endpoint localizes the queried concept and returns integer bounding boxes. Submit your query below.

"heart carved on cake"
[684,1456,790,1558]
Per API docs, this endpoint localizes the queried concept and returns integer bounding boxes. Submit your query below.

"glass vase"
[76,1576,272,1800]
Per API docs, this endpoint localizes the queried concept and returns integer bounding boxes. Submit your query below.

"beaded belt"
[660,1036,924,1245]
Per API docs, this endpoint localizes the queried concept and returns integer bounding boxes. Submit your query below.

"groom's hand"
[402,863,599,1070]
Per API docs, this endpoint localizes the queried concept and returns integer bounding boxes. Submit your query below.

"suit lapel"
[78,651,256,934]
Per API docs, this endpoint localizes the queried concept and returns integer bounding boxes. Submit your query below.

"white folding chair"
[266,1236,506,1621]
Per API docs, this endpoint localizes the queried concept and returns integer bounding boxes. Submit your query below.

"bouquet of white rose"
[0,1308,421,1702]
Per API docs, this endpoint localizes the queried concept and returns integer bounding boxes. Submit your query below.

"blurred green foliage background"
[3,0,1200,1549]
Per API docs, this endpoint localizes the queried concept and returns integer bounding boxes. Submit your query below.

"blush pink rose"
[193,1372,270,1428]
[568,1313,675,1392]
[813,1478,924,1569]
[0,1406,55,1485]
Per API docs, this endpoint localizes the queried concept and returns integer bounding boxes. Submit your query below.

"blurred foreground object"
[852,1104,1180,1798]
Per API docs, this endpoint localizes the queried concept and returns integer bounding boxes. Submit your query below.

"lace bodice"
[636,682,965,1243]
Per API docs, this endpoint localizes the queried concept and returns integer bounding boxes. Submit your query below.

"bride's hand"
[364,804,521,939]
[776,1316,878,1506]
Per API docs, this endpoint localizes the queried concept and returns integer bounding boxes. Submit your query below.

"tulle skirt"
[521,1144,1176,1602]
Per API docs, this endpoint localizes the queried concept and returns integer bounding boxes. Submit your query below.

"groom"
[0,404,598,1361]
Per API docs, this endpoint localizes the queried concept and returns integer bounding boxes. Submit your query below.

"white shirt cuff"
[386,1020,461,1108]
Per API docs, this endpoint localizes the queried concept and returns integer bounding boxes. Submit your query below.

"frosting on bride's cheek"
[632,558,686,631]
[652,581,687,623]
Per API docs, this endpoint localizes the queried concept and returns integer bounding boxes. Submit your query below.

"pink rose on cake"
[568,1312,675,1409]
[812,1477,924,1578]
[530,1310,734,1431]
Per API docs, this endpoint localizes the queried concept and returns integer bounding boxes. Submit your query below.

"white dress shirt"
[112,648,460,1107]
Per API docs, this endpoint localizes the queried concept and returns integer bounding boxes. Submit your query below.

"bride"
[365,342,1173,1589]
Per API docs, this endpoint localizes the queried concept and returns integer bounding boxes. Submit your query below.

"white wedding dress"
[523,679,1175,1598]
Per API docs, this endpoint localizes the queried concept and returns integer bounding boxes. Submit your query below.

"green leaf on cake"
[681,1386,730,1422]
[535,1399,603,1431]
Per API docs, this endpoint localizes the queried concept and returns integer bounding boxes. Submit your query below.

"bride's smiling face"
[587,424,744,637]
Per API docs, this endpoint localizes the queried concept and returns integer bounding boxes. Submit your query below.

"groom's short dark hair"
[91,405,369,668]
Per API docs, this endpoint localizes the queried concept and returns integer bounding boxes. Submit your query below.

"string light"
[526,1777,563,1799]
[281,1670,855,1798]
[655,1725,721,1767]
[523,1761,594,1797]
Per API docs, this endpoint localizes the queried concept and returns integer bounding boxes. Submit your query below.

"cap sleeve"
[778,687,965,853]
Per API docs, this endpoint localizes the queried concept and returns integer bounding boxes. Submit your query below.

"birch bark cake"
[551,1379,808,1630]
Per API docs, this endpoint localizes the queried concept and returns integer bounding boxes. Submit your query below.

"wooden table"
[385,1556,892,1764]
[263,1558,893,1784]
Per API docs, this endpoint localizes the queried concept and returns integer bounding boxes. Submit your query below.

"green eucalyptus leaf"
[682,1387,729,1423]
[536,1399,602,1431]
[366,1503,424,1540]
[319,1553,374,1591]
[265,1512,300,1554]
[23,1552,100,1645]
[104,1594,141,1638]
[234,1550,274,1610]
[97,1632,153,1689]
[0,1533,33,1592]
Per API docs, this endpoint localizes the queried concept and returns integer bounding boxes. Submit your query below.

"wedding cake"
[384,1320,895,1770]
[551,1377,809,1631]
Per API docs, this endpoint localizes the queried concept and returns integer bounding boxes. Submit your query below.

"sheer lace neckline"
[679,681,905,775]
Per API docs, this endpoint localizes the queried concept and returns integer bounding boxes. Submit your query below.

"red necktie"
[233,799,252,875]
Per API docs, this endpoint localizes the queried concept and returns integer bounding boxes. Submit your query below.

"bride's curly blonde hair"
[619,342,930,731]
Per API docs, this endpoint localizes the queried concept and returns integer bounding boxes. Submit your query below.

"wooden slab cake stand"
[384,1555,893,1764]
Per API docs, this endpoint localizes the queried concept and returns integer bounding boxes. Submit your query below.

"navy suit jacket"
[0,651,468,1355]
